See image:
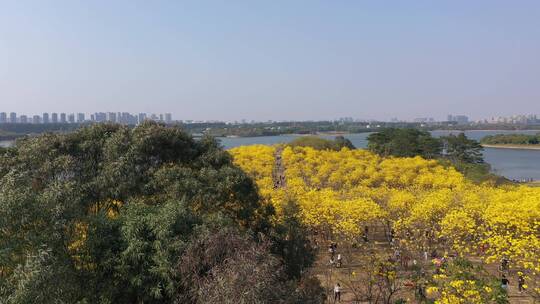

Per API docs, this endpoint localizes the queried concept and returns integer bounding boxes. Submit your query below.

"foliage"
[288,136,355,151]
[428,258,508,304]
[344,252,402,304]
[441,133,484,164]
[481,133,540,145]
[367,128,442,159]
[269,198,317,279]
[177,227,324,304]
[0,122,319,303]
[231,144,540,301]
[334,136,356,149]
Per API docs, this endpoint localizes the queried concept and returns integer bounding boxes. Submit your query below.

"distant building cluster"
[447,114,469,125]
[479,114,539,125]
[0,111,173,125]
[413,117,436,123]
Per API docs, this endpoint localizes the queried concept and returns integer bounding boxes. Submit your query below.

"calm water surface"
[0,140,12,148]
[2,130,539,180]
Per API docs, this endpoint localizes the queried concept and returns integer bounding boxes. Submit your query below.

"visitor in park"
[434,258,443,274]
[336,253,342,268]
[329,243,336,259]
[334,283,342,302]
[478,243,488,254]
[394,248,401,261]
[402,254,410,268]
[416,282,426,300]
[500,258,509,272]
[389,228,395,243]
[518,273,525,293]
[501,275,510,291]
[363,226,369,242]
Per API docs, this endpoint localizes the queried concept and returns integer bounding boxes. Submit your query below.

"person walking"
[518,273,525,293]
[363,226,369,242]
[500,258,509,272]
[501,275,510,292]
[336,253,342,268]
[334,283,342,302]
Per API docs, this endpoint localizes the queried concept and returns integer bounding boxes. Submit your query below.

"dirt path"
[273,146,286,189]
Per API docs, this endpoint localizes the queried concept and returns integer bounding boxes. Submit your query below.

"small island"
[481,133,540,150]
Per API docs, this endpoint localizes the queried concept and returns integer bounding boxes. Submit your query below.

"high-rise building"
[165,113,172,124]
[455,115,469,124]
[9,112,17,123]
[137,113,147,124]
[51,113,58,123]
[0,112,7,123]
[68,113,75,123]
[106,112,117,122]
[20,115,28,123]
[159,114,164,121]
[60,113,67,123]
[42,113,49,124]
[77,113,85,123]
[447,114,469,124]
[94,112,106,122]
[32,115,41,124]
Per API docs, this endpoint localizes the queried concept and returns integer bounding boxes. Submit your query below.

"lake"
[0,140,12,148]
[2,130,540,180]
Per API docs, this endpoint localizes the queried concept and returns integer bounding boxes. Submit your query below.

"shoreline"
[434,129,540,132]
[482,144,540,150]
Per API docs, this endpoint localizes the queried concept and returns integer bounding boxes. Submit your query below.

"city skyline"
[0,111,173,125]
[1,1,539,121]
[1,109,539,125]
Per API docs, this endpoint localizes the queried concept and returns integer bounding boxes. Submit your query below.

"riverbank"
[482,144,540,150]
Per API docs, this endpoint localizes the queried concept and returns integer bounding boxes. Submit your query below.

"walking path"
[273,146,286,189]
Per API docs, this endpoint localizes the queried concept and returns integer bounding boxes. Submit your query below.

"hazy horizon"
[1,1,539,121]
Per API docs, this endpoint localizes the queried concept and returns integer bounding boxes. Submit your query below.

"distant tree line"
[288,136,355,151]
[481,133,540,145]
[169,121,453,137]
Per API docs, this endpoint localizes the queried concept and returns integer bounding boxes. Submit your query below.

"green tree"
[367,128,442,159]
[334,135,356,150]
[270,198,316,280]
[0,122,319,303]
[289,136,355,151]
[442,133,484,164]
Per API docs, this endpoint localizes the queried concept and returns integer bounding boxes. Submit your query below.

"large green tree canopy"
[0,122,321,304]
[367,128,442,159]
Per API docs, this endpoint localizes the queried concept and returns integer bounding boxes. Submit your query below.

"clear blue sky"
[1,1,539,121]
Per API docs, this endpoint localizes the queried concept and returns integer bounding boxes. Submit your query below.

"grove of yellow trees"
[230,145,540,301]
